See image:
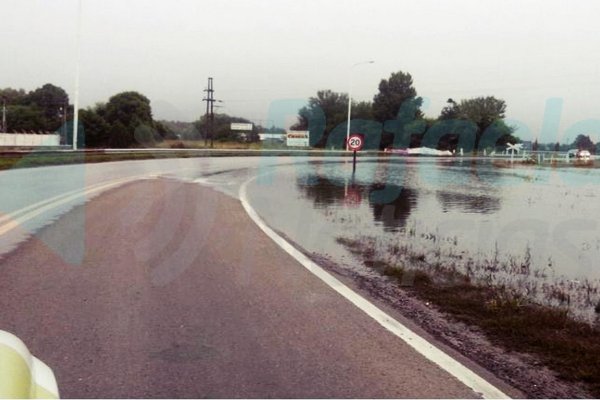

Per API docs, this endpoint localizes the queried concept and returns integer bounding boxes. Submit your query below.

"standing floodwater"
[247,157,600,321]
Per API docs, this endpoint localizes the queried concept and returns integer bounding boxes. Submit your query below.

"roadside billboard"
[230,122,253,131]
[258,133,286,141]
[286,130,310,147]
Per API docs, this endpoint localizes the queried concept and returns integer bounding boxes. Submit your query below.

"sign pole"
[347,133,364,175]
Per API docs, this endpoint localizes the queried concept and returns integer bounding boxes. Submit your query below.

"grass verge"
[0,147,358,172]
[337,237,600,397]
[0,151,199,171]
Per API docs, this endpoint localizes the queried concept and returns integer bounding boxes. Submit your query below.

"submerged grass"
[337,236,600,397]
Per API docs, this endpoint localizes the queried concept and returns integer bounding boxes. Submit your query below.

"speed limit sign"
[347,134,364,151]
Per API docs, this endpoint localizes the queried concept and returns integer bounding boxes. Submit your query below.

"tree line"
[1,84,71,134]
[532,134,598,154]
[292,70,519,152]
[3,79,595,151]
[1,83,274,147]
[0,84,176,147]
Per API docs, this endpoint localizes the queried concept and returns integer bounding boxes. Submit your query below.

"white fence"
[0,133,61,147]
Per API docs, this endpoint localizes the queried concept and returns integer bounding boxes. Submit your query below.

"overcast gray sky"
[2,0,600,141]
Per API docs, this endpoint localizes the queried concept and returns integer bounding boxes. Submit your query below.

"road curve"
[1,178,485,398]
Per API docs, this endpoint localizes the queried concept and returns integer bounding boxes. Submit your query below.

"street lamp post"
[346,60,374,151]
[1,97,6,133]
[72,0,82,150]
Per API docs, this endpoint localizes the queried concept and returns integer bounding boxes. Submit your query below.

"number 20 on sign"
[347,134,364,151]
[347,134,364,173]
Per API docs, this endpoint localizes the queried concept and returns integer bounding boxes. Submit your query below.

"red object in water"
[344,186,362,208]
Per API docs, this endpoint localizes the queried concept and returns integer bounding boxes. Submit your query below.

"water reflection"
[436,190,501,214]
[297,175,347,208]
[297,173,418,231]
[370,184,417,231]
[250,158,600,320]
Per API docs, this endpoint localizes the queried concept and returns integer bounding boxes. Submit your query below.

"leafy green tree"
[1,84,70,133]
[104,92,154,147]
[26,84,69,115]
[25,84,69,131]
[438,96,515,152]
[0,88,27,105]
[572,134,595,153]
[439,98,459,120]
[352,101,374,121]
[80,109,110,148]
[456,96,507,130]
[5,105,47,132]
[373,71,422,122]
[109,121,131,148]
[381,96,425,149]
[92,102,108,119]
[105,91,153,128]
[292,90,349,147]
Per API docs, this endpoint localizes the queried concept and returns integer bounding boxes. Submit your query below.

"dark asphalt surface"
[0,179,479,398]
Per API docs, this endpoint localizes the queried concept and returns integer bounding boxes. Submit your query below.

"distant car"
[578,150,592,160]
[567,149,592,160]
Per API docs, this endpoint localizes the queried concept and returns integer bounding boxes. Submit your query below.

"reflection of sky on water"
[248,158,600,282]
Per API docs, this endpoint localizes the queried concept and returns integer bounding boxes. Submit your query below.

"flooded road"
[246,156,600,321]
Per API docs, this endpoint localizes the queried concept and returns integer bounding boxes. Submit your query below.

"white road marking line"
[0,185,94,225]
[0,166,193,240]
[239,175,509,399]
[0,176,142,238]
[0,164,194,229]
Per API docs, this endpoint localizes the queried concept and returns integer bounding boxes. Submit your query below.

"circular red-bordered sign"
[347,134,364,151]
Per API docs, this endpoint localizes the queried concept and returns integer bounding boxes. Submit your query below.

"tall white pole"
[345,85,353,151]
[1,98,6,133]
[72,0,82,150]
[345,60,374,151]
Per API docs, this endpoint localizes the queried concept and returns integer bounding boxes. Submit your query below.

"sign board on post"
[286,130,310,147]
[230,123,253,131]
[348,133,364,173]
[347,134,364,151]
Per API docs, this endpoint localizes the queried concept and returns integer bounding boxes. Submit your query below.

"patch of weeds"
[337,235,600,397]
[409,253,426,263]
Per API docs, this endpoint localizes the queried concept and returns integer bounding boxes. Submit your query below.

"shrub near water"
[337,236,600,397]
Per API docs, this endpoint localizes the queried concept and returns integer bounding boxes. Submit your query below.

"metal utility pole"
[202,77,219,148]
[202,78,215,148]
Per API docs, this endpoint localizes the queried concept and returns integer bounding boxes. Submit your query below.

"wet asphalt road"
[0,178,481,398]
